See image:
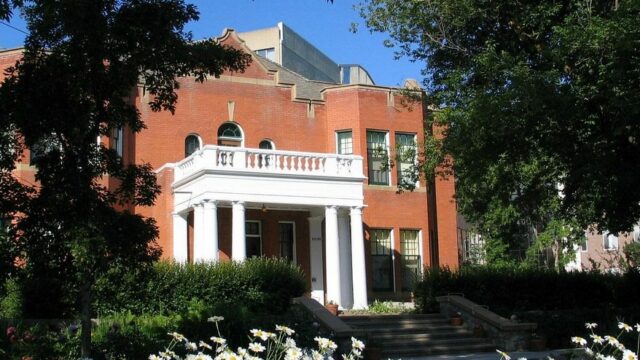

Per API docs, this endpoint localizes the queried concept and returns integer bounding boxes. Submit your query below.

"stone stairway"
[341,313,495,358]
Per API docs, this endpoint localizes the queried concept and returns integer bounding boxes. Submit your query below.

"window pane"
[218,123,242,138]
[256,48,275,61]
[396,133,416,187]
[367,131,389,185]
[185,135,200,157]
[279,223,294,261]
[370,229,393,291]
[337,131,353,155]
[246,221,262,258]
[400,230,420,291]
[259,140,273,149]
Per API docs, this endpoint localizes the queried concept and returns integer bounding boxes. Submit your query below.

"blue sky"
[0,0,424,86]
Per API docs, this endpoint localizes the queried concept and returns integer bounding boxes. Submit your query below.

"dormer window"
[217,122,243,147]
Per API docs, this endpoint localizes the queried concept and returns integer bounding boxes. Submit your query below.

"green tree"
[357,0,640,260]
[0,0,250,357]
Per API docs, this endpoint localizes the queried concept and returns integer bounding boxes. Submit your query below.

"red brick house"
[1,26,460,309]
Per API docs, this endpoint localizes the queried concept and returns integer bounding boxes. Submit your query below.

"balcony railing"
[173,145,364,183]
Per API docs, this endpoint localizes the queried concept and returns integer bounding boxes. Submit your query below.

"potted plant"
[450,312,463,326]
[325,301,339,316]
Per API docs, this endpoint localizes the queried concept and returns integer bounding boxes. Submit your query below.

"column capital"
[193,201,205,208]
[325,205,338,213]
[350,206,364,214]
[203,200,217,209]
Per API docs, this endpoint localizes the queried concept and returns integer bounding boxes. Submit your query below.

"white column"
[202,200,219,261]
[325,205,341,306]
[308,215,325,304]
[350,206,368,309]
[172,212,188,263]
[232,201,246,261]
[193,202,205,262]
[338,210,353,309]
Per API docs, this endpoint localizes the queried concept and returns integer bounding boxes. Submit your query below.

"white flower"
[351,337,365,351]
[208,316,225,323]
[636,324,640,332]
[517,358,527,360]
[285,338,298,349]
[571,336,587,346]
[315,337,338,352]
[168,332,187,342]
[248,342,266,353]
[250,329,270,341]
[276,324,295,335]
[585,323,598,329]
[285,347,303,360]
[622,350,638,360]
[200,340,212,350]
[590,334,605,344]
[187,354,214,360]
[237,347,247,357]
[496,350,511,360]
[159,350,177,359]
[186,342,198,351]
[210,336,227,345]
[149,355,162,360]
[619,322,633,332]
[311,350,324,360]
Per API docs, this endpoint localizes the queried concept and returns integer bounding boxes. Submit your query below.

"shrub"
[94,258,308,316]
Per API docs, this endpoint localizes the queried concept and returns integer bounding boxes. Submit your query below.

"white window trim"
[395,132,419,188]
[336,130,353,155]
[390,228,396,292]
[259,139,276,150]
[278,221,296,263]
[218,121,245,147]
[603,232,619,252]
[246,220,262,257]
[366,130,391,186]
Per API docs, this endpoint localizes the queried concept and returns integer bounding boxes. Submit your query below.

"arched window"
[259,139,275,150]
[185,134,201,157]
[217,122,243,147]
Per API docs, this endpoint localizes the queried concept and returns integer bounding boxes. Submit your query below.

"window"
[400,230,421,291]
[337,131,353,155]
[255,48,275,61]
[370,229,393,291]
[184,134,201,157]
[259,139,274,150]
[580,239,588,252]
[603,232,619,251]
[396,133,417,187]
[217,122,243,147]
[279,222,295,261]
[367,131,389,185]
[246,221,262,258]
[112,127,124,157]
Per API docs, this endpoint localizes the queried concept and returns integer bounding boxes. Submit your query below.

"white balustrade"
[172,145,363,183]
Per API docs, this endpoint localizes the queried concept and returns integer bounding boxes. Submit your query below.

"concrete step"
[341,313,446,322]
[352,324,471,334]
[381,342,496,357]
[370,329,477,341]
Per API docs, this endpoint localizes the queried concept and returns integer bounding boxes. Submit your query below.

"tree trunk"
[80,281,92,358]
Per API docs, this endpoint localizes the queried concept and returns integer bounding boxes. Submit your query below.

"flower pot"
[450,316,463,326]
[325,303,339,316]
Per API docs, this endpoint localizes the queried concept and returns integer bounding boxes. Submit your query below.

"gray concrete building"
[238,22,375,85]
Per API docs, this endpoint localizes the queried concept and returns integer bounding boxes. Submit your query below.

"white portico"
[168,145,368,309]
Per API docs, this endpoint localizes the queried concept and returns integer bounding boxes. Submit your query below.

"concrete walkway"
[392,349,576,360]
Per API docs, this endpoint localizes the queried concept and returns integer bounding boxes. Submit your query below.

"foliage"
[365,300,413,314]
[357,0,640,258]
[93,258,308,316]
[413,266,640,316]
[623,241,640,270]
[0,0,250,356]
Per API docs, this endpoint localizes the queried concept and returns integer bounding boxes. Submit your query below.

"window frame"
[369,228,395,292]
[366,130,390,186]
[603,232,619,251]
[217,122,244,147]
[399,229,422,291]
[278,221,296,262]
[336,130,353,155]
[395,132,418,188]
[184,134,202,157]
[245,220,262,258]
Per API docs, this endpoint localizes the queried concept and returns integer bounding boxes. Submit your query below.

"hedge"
[93,258,308,316]
[414,266,640,315]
